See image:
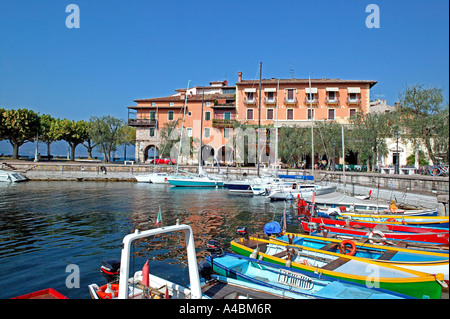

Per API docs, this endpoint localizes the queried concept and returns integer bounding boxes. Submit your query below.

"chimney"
[238,71,242,82]
[179,89,186,100]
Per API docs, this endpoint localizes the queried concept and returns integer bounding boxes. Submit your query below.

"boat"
[11,288,68,299]
[135,172,172,183]
[305,193,437,216]
[230,235,446,299]
[88,224,300,299]
[263,226,448,281]
[301,216,449,245]
[266,182,337,200]
[167,175,223,187]
[207,251,412,299]
[0,169,28,183]
[319,210,449,229]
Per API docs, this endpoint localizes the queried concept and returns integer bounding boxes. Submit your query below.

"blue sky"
[0,0,448,156]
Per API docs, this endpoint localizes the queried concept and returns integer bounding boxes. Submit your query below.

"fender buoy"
[100,166,107,174]
[338,239,357,256]
[97,283,119,299]
[367,230,386,245]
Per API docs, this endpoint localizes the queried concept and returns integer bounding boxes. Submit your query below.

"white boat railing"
[118,224,202,299]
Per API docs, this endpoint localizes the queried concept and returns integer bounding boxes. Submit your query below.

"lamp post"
[395,131,400,174]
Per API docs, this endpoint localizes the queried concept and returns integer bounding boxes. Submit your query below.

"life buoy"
[367,230,386,245]
[97,283,119,299]
[338,239,357,256]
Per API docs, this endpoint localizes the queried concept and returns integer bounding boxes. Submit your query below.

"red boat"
[301,216,449,245]
[11,288,68,299]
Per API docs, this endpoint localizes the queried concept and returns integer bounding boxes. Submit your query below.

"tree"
[39,114,58,157]
[0,108,40,159]
[53,119,88,161]
[119,125,136,161]
[278,126,311,167]
[88,115,124,163]
[397,84,448,164]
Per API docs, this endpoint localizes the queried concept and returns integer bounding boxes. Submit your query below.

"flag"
[155,206,162,227]
[142,260,149,288]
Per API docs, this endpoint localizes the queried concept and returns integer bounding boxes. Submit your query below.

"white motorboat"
[266,182,336,200]
[88,224,304,299]
[135,172,171,183]
[0,170,28,183]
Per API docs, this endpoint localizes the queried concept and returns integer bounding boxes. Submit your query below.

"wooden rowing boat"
[231,237,446,299]
[207,252,413,299]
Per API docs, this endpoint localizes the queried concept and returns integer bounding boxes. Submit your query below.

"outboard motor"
[198,260,213,281]
[206,240,222,255]
[100,259,121,283]
[236,226,249,239]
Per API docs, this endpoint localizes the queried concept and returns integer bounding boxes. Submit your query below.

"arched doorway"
[201,145,215,165]
[144,144,158,162]
[217,145,234,165]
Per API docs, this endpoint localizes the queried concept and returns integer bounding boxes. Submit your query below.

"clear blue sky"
[0,0,448,156]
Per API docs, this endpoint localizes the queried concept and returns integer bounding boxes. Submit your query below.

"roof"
[130,93,235,108]
[236,78,377,88]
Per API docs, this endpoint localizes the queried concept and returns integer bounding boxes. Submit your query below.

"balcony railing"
[244,97,258,106]
[304,97,319,105]
[264,97,277,105]
[347,97,361,105]
[326,97,340,105]
[128,118,157,127]
[284,97,298,106]
[212,119,237,128]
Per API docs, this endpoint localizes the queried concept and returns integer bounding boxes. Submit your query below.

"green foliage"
[0,108,40,159]
[88,115,125,162]
[52,118,88,160]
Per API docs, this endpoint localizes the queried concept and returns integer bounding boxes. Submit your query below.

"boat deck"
[201,280,287,299]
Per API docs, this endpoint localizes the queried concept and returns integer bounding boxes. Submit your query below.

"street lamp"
[395,131,400,174]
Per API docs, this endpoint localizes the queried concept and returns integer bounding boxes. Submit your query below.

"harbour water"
[0,181,293,299]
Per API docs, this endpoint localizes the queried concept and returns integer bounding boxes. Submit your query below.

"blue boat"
[206,252,413,299]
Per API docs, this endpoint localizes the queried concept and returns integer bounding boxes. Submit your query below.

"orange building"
[128,72,376,165]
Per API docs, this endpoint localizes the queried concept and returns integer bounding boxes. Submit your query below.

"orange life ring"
[338,239,357,256]
[97,283,119,299]
[367,230,387,245]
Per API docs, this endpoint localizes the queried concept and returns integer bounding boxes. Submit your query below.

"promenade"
[2,159,448,215]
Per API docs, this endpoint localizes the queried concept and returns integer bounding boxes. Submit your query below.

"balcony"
[284,97,298,106]
[212,114,236,128]
[128,118,157,127]
[347,97,361,105]
[264,97,277,106]
[304,97,319,106]
[244,97,258,106]
[326,97,340,105]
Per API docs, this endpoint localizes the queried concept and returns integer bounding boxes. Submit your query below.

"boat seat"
[377,250,397,261]
[320,257,350,271]
[320,243,339,251]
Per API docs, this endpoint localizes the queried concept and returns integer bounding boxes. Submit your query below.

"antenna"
[289,63,295,78]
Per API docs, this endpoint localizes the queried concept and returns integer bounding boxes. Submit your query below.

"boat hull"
[231,238,444,299]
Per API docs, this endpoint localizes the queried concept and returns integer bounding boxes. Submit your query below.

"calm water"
[0,181,299,299]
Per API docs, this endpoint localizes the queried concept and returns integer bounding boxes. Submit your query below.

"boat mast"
[153,105,159,170]
[309,74,314,179]
[257,62,262,177]
[342,124,346,195]
[274,79,279,170]
[176,80,190,175]
[199,90,204,175]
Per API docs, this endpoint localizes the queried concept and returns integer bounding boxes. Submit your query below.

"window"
[169,102,174,106]
[224,112,231,120]
[267,92,275,102]
[247,92,254,102]
[306,93,315,102]
[168,111,174,121]
[188,111,192,116]
[328,109,335,120]
[286,89,295,101]
[328,91,336,101]
[349,109,357,118]
[224,128,231,138]
[247,108,254,120]
[307,108,315,120]
[349,93,358,102]
[287,109,294,120]
[267,109,274,120]
[149,127,155,137]
[206,102,211,107]
[151,102,156,106]
[204,127,210,138]
[187,128,192,137]
[150,111,156,121]
[204,111,211,121]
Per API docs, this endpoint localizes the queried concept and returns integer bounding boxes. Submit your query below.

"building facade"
[128,72,377,165]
